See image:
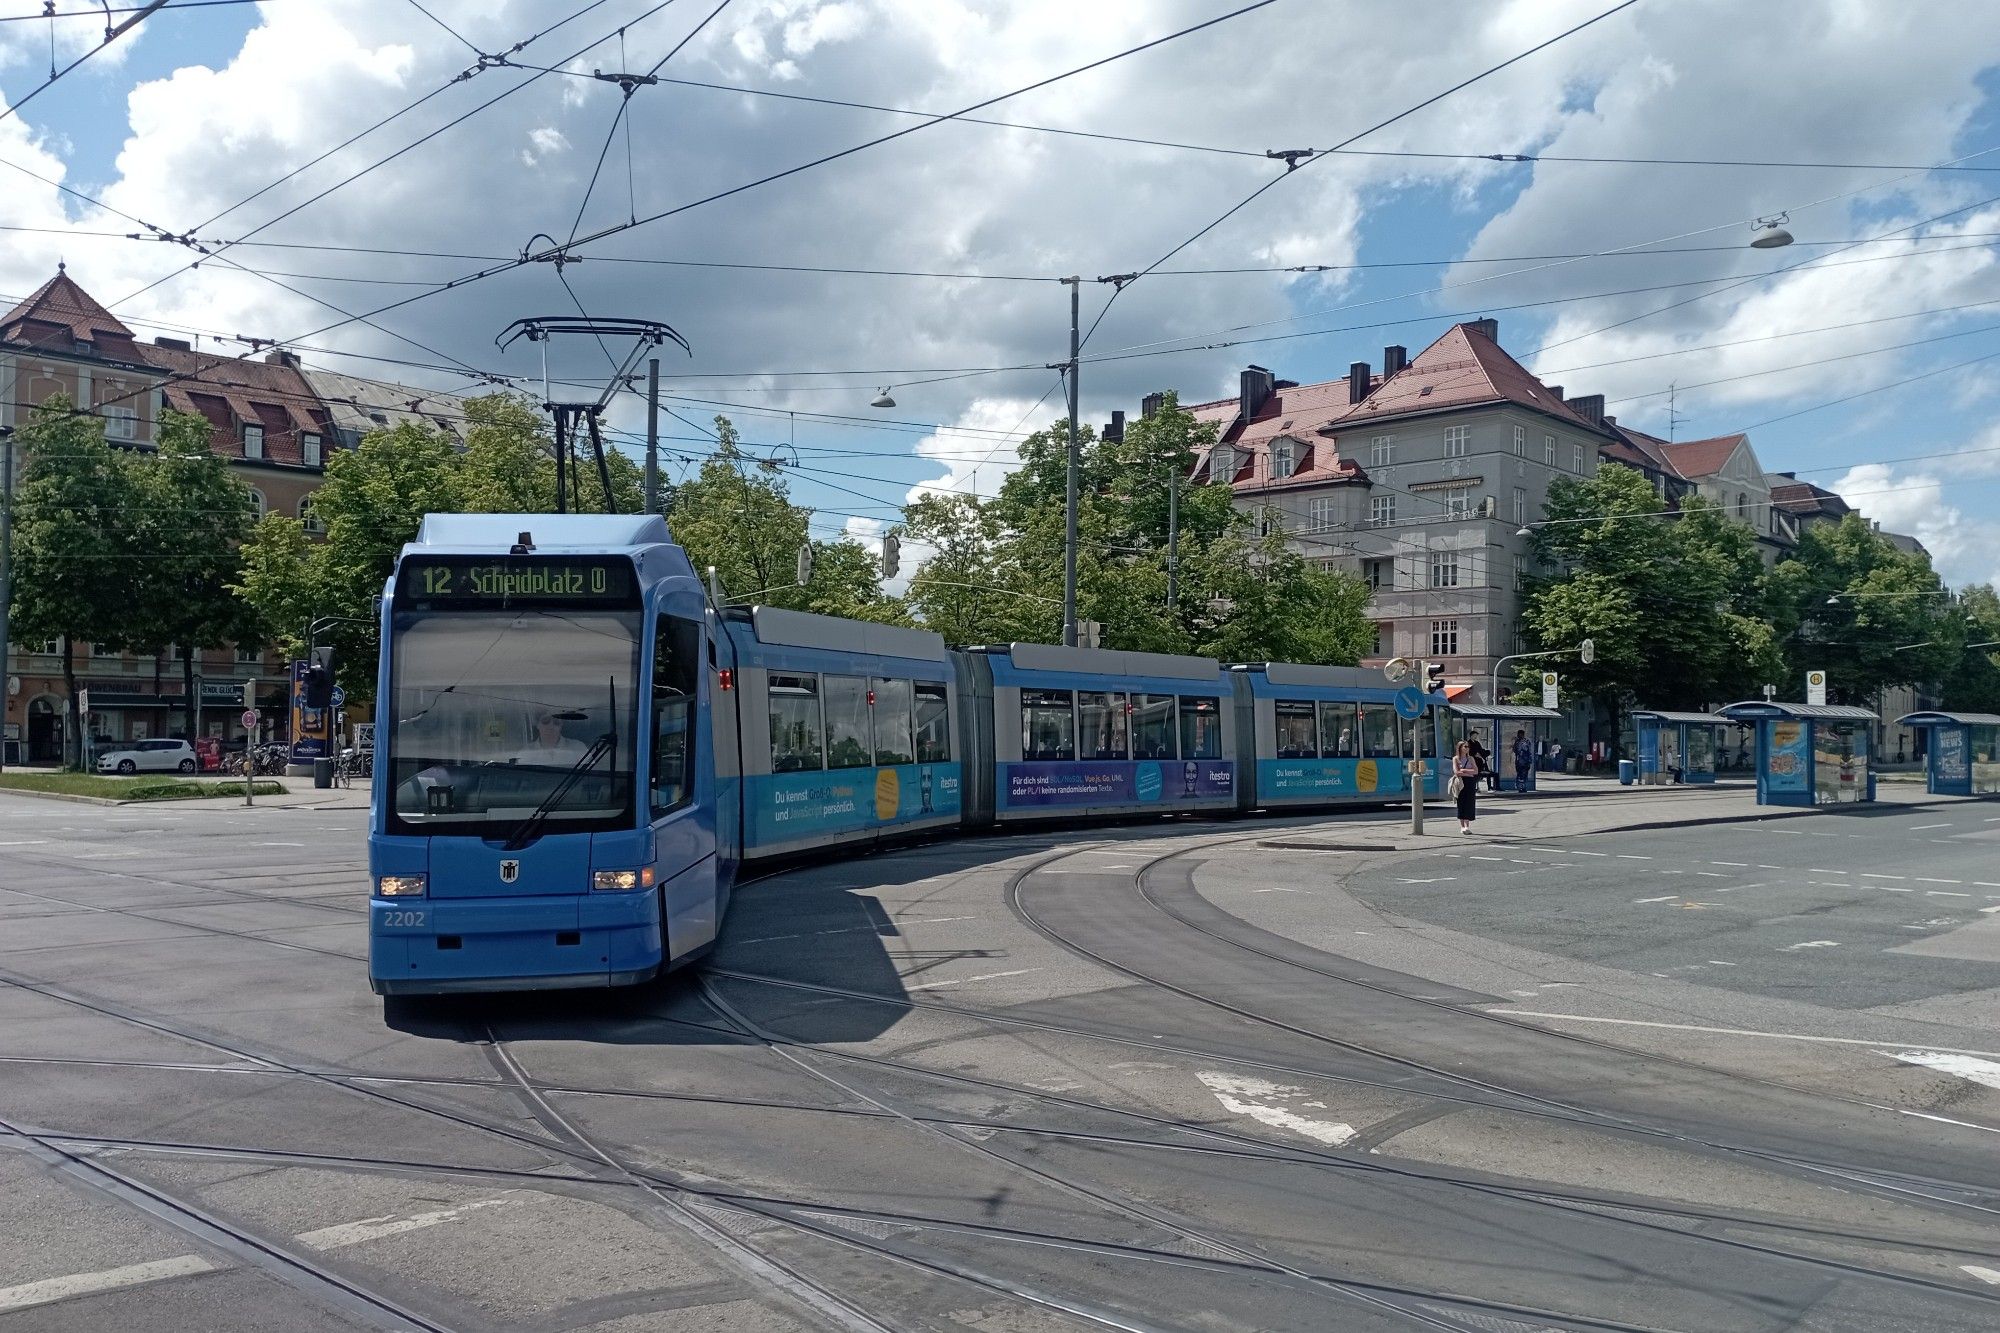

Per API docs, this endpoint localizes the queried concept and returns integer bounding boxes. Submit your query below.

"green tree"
[1765,514,1952,704]
[1940,583,2000,712]
[7,396,140,765]
[128,410,258,740]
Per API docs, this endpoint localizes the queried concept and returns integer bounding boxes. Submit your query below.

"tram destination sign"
[397,555,639,609]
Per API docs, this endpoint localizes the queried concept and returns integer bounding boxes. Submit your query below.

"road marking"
[1615,854,1652,860]
[1927,891,1971,898]
[1981,905,2000,915]
[905,968,1040,992]
[1710,861,1749,867]
[1861,873,1905,880]
[1756,864,1783,870]
[1633,895,1679,904]
[1568,850,1609,857]
[1876,886,1914,892]
[255,842,305,848]
[0,1196,519,1315]
[1965,1266,2000,1286]
[1884,1051,2000,1092]
[1909,823,1953,831]
[1196,1071,1355,1146]
[1395,878,1456,884]
[1780,940,1840,951]
[1915,878,1963,885]
[1251,887,1307,893]
[1707,960,1737,966]
[1978,882,2000,889]
[0,840,49,846]
[1489,1013,2000,1057]
[1469,855,1503,861]
[1694,871,1728,878]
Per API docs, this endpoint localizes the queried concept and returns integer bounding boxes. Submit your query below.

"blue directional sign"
[1393,685,1427,720]
[330,687,346,710]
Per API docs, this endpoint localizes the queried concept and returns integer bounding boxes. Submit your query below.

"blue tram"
[369,515,1448,997]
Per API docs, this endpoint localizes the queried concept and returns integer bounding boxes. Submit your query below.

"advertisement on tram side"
[999,759,1234,807]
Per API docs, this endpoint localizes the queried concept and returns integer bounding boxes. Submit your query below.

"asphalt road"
[2,787,1999,1332]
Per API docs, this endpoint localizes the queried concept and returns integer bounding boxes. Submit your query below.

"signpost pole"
[242,692,256,807]
[1410,715,1424,837]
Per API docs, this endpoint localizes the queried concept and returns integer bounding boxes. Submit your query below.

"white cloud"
[1830,462,1996,591]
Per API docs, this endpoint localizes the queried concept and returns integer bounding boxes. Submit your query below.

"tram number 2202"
[380,910,428,929]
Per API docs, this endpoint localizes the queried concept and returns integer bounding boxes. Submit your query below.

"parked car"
[95,739,199,776]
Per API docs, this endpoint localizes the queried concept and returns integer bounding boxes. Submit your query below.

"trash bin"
[313,757,333,789]
[1867,773,1877,802]
[1618,759,1635,785]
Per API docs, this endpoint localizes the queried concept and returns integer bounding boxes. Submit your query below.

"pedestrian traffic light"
[302,659,333,710]
[1424,661,1446,694]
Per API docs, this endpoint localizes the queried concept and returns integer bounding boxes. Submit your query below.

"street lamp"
[1750,213,1794,249]
[870,387,897,409]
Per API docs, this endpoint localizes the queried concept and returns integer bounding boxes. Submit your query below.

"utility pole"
[1061,277,1080,648]
[1166,464,1179,612]
[0,426,13,772]
[644,357,661,516]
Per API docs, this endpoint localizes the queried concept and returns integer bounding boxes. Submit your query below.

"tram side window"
[1275,700,1319,759]
[768,674,823,772]
[1320,701,1358,757]
[1022,689,1076,761]
[872,677,915,766]
[1078,691,1128,760]
[651,616,701,816]
[1179,696,1222,760]
[824,675,872,769]
[1132,694,1176,759]
[1359,703,1400,758]
[914,683,951,763]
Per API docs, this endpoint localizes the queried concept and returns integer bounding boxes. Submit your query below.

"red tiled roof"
[0,267,141,355]
[139,342,333,465]
[1769,477,1849,517]
[1326,323,1611,435]
[1657,433,1746,478]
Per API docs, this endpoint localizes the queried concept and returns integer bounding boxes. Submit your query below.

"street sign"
[1579,637,1595,665]
[1542,671,1559,710]
[1806,670,1827,706]
[241,709,259,729]
[1393,685,1427,720]
[330,686,346,710]
[77,688,90,716]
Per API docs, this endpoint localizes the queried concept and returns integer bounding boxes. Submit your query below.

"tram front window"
[387,609,641,835]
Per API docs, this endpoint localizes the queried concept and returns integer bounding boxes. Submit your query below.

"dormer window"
[302,432,322,467]
[243,423,265,459]
[1271,440,1294,479]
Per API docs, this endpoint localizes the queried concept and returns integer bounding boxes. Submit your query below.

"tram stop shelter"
[1894,712,2000,798]
[1447,703,1562,791]
[1630,710,1730,785]
[1717,700,1879,807]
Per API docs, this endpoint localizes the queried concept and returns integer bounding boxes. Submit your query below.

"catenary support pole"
[0,426,13,772]
[645,358,660,516]
[1166,461,1179,612]
[1062,276,1080,648]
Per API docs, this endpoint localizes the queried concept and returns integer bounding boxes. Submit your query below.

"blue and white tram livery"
[1230,662,1444,808]
[369,514,733,995]
[958,643,1237,822]
[723,605,962,858]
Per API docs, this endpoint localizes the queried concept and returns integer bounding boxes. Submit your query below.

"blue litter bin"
[1618,759,1635,785]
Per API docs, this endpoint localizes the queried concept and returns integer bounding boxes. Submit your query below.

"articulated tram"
[368,515,1442,998]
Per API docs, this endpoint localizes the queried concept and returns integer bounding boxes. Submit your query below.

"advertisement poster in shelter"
[1765,721,1809,793]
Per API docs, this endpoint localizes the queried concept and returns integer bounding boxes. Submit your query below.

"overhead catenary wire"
[0,0,166,129]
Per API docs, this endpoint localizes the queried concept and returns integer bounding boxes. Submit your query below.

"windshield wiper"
[499,733,613,851]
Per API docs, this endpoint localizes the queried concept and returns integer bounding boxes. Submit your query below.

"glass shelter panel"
[1813,722,1867,804]
[1971,725,2000,795]
[1685,726,1714,775]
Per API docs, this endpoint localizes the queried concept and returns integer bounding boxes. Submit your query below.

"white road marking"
[905,968,1040,992]
[255,842,305,848]
[1978,882,2000,888]
[0,840,49,846]
[1633,895,1679,904]
[1981,905,2000,915]
[1615,854,1652,860]
[1927,891,1971,898]
[1964,1265,2000,1286]
[1780,940,1840,951]
[1568,850,1609,857]
[1885,1051,2000,1092]
[1756,864,1783,870]
[1909,823,1953,831]
[1709,861,1749,867]
[1876,886,1913,892]
[1196,1071,1355,1146]
[1395,878,1457,884]
[1916,878,1963,885]
[1861,873,1905,881]
[1707,960,1737,966]
[1469,856,1503,862]
[1490,1013,2000,1058]
[1250,887,1306,893]
[0,1197,520,1315]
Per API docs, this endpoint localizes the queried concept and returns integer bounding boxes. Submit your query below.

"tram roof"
[741,605,948,662]
[971,642,1222,682]
[411,513,672,552]
[1236,662,1391,690]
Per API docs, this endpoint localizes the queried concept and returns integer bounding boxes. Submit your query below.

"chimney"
[1602,414,1617,428]
[153,336,192,351]
[1239,365,1275,417]
[1545,386,1564,403]
[1382,345,1408,377]
[1467,317,1498,342]
[265,348,300,367]
[1347,361,1372,404]
[1567,393,1605,424]
[1104,410,1125,443]
[1140,391,1165,419]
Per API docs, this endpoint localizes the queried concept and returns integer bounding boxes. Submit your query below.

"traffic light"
[302,658,334,710]
[1424,661,1447,694]
[880,533,901,580]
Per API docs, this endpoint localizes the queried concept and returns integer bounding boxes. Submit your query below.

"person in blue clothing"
[1511,730,1535,791]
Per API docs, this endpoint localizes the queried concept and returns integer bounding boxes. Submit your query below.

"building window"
[245,488,266,520]
[1512,424,1524,457]
[102,405,137,439]
[1369,495,1395,527]
[1512,486,1527,525]
[1544,433,1556,465]
[1308,496,1337,531]
[1257,505,1276,536]
[302,432,322,467]
[1431,550,1459,588]
[1442,486,1471,519]
[1573,442,1586,473]
[1430,619,1460,657]
[299,497,324,533]
[1444,425,1470,458]
[1374,622,1394,656]
[236,645,262,665]
[243,423,265,459]
[1370,434,1395,467]
[1514,553,1527,588]
[1737,491,1750,519]
[1271,440,1293,479]
[37,639,61,655]
[1362,558,1389,590]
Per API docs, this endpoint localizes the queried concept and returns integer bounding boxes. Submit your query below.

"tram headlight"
[592,868,654,892]
[377,875,426,898]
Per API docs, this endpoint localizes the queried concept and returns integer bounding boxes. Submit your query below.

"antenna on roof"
[1666,382,1686,444]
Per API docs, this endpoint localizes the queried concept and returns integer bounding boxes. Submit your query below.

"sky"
[2,0,1998,592]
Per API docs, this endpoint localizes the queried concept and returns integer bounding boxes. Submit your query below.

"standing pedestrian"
[1511,729,1535,792]
[1469,735,1493,791]
[1451,740,1481,834]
